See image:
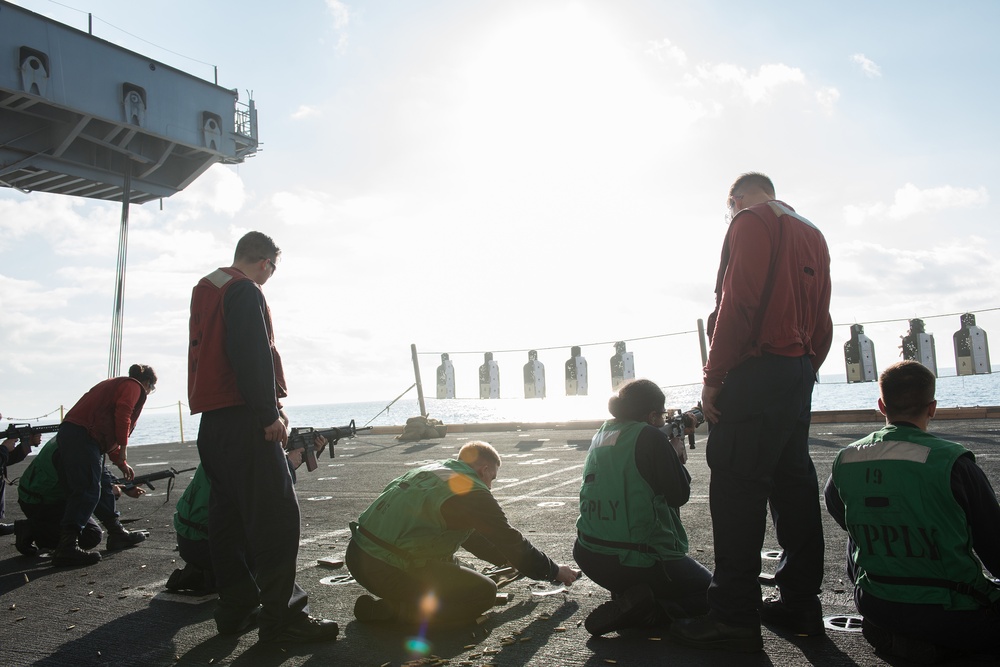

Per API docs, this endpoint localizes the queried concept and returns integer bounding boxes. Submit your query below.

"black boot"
[104,520,148,551]
[166,564,215,593]
[53,527,101,566]
[14,520,38,556]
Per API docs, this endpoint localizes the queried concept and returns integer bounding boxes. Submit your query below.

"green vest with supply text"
[832,424,1000,610]
[17,437,65,506]
[173,465,210,542]
[576,420,689,567]
[352,459,490,571]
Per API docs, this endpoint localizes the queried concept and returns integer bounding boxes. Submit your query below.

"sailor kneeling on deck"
[346,440,579,627]
[825,361,1000,662]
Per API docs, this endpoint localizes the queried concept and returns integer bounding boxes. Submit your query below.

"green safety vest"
[17,437,65,506]
[352,459,490,571]
[173,465,210,541]
[576,420,689,567]
[832,424,1000,610]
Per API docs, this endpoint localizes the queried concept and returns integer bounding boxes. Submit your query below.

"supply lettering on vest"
[850,522,942,560]
[580,499,620,521]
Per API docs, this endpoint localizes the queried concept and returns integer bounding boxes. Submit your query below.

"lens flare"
[419,590,440,616]
[404,635,431,655]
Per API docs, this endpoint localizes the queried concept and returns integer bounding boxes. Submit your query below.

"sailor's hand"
[670,435,688,464]
[117,461,135,481]
[555,565,580,585]
[124,485,146,499]
[286,447,304,470]
[264,419,288,446]
[314,434,329,457]
[701,385,722,424]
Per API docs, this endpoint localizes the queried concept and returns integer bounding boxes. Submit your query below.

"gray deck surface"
[2,417,998,666]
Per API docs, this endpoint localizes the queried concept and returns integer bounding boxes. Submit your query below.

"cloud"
[325,0,351,52]
[695,62,806,103]
[831,238,1000,318]
[167,164,246,219]
[850,53,882,78]
[815,86,841,112]
[645,38,687,66]
[843,183,989,225]
[291,104,321,120]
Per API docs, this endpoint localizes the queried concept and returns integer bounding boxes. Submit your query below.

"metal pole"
[178,401,185,444]
[410,344,428,417]
[108,167,131,378]
[697,318,709,368]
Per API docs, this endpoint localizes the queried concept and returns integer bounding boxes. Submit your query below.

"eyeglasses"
[261,257,277,274]
[146,382,156,394]
[725,193,745,223]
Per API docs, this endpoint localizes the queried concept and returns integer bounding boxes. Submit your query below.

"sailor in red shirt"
[672,172,833,652]
[188,231,339,644]
[54,363,157,565]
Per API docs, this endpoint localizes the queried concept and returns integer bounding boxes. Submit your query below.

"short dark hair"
[729,172,775,199]
[880,361,935,418]
[608,379,665,422]
[128,363,157,387]
[234,231,280,263]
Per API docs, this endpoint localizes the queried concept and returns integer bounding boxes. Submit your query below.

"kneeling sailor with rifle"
[16,364,157,566]
[15,436,172,562]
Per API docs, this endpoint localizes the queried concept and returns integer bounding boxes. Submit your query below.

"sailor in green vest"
[167,464,214,593]
[166,438,325,594]
[346,440,580,627]
[575,378,711,636]
[825,360,1000,662]
[15,436,147,558]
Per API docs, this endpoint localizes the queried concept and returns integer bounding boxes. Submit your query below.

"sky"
[2,0,999,420]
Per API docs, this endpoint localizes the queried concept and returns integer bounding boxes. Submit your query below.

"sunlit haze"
[2,0,998,419]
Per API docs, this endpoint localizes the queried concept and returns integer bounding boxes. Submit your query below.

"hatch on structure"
[0,1,258,205]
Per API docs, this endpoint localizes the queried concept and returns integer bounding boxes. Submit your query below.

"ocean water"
[129,371,999,447]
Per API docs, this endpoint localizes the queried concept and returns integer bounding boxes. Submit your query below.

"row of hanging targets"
[435,342,638,399]
[845,313,991,383]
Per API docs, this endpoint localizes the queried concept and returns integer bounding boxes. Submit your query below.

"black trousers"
[346,539,496,625]
[705,354,824,625]
[574,540,711,618]
[56,423,120,532]
[178,534,213,572]
[197,405,308,632]
[848,542,1000,659]
[19,500,103,549]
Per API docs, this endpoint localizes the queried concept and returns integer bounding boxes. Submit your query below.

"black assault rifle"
[287,420,373,472]
[666,404,706,450]
[117,467,196,493]
[3,422,61,441]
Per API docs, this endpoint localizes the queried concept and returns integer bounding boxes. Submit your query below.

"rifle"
[665,404,706,450]
[117,467,196,493]
[3,423,60,441]
[287,420,374,472]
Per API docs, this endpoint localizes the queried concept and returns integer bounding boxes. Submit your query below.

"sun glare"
[450,4,693,184]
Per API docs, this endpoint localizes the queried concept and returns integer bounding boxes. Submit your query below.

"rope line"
[418,306,1000,357]
[2,408,62,422]
[424,329,698,356]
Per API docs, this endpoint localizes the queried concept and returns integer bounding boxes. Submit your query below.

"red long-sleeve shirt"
[704,200,833,388]
[63,377,146,465]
